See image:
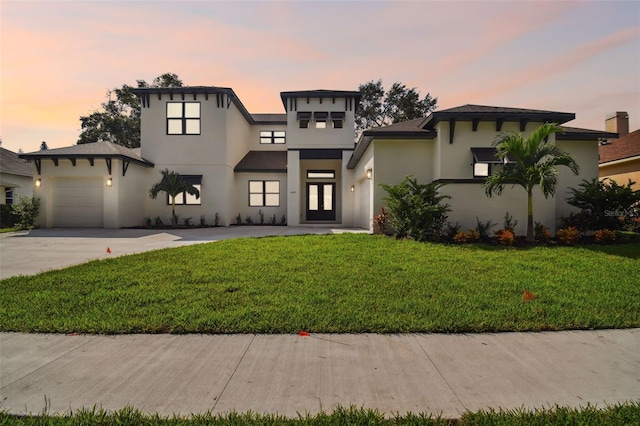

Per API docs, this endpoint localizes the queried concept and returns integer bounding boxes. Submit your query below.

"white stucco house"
[21,86,614,234]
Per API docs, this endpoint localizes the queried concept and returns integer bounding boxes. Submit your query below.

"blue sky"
[1,0,639,152]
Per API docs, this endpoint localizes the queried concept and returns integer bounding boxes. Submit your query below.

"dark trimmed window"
[331,112,345,128]
[249,180,279,207]
[297,112,311,129]
[5,188,13,205]
[471,147,511,178]
[167,102,200,135]
[260,130,286,144]
[168,184,201,205]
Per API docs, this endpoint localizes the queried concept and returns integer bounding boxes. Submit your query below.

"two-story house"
[22,85,614,234]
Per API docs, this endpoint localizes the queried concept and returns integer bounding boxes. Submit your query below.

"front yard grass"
[0,234,638,334]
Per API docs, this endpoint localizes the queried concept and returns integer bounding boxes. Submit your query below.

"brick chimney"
[605,111,629,136]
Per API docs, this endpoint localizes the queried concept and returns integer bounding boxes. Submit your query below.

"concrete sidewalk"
[0,226,367,279]
[1,330,638,418]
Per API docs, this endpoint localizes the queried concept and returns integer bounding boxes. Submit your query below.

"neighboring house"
[1,147,33,205]
[599,112,639,189]
[21,86,613,234]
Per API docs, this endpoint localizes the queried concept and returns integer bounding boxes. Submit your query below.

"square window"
[166,102,201,135]
[316,121,326,129]
[332,120,343,128]
[249,180,280,207]
[474,163,490,177]
[300,120,309,129]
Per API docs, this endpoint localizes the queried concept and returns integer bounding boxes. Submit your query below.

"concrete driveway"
[0,226,368,279]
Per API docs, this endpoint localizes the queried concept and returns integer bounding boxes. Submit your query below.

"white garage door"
[52,178,104,227]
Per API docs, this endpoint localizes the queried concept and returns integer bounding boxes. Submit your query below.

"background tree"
[39,141,49,151]
[149,169,199,227]
[78,73,183,148]
[355,80,437,138]
[484,123,579,243]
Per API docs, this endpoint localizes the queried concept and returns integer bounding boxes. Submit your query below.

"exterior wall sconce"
[366,169,372,179]
[350,185,355,193]
[35,178,42,187]
[106,177,113,187]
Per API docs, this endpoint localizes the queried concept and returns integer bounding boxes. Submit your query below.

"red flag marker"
[106,247,111,254]
[523,290,536,302]
[298,331,310,337]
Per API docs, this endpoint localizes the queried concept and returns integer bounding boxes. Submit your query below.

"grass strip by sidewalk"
[1,234,638,334]
[1,402,638,425]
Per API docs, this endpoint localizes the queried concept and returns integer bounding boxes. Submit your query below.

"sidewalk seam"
[211,334,256,411]
[412,334,468,412]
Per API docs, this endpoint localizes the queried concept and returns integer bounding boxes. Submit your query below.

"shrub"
[280,214,286,225]
[245,215,253,224]
[12,196,41,230]
[154,216,164,227]
[235,214,242,225]
[258,209,264,225]
[503,212,518,234]
[380,176,451,241]
[0,204,17,228]
[143,216,152,227]
[557,227,580,245]
[183,217,192,227]
[453,231,469,243]
[475,217,497,240]
[595,229,616,244]
[498,229,515,246]
[199,215,207,227]
[269,214,277,225]
[534,221,551,242]
[214,212,220,227]
[443,222,462,241]
[566,178,640,232]
[468,229,480,241]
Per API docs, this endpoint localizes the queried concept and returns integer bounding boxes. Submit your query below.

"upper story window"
[260,130,286,144]
[314,112,328,129]
[331,112,345,128]
[471,147,511,178]
[167,102,200,135]
[297,112,311,128]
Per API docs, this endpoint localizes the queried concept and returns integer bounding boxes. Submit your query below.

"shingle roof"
[599,129,640,163]
[251,113,287,124]
[20,141,154,167]
[234,151,287,173]
[558,126,618,141]
[420,104,576,128]
[0,147,34,177]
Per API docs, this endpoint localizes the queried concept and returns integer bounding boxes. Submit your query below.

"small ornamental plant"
[468,228,480,241]
[453,231,469,243]
[373,207,390,234]
[557,227,580,245]
[535,222,551,242]
[595,229,616,244]
[498,229,515,246]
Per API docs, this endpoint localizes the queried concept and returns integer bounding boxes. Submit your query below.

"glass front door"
[306,182,336,221]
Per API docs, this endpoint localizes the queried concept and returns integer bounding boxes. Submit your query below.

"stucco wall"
[1,173,33,204]
[286,97,356,150]
[233,172,288,224]
[115,165,150,228]
[600,159,640,190]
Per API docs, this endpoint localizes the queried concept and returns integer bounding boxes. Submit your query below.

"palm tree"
[149,169,199,227]
[484,123,579,243]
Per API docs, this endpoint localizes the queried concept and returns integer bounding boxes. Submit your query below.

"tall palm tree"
[484,123,579,243]
[149,169,199,227]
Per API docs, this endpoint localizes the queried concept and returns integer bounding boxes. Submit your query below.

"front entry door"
[306,183,336,221]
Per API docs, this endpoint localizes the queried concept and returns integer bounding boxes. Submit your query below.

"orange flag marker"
[298,331,310,337]
[106,247,111,254]
[523,290,536,302]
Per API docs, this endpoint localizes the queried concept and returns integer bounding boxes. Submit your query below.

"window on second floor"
[260,130,286,144]
[471,147,512,178]
[167,102,201,135]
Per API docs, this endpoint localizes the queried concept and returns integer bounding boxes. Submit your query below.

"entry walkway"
[1,330,638,418]
[0,226,367,279]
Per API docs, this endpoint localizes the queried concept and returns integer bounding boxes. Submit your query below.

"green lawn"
[1,402,638,425]
[1,234,638,334]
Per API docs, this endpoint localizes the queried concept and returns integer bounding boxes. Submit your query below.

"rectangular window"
[315,121,327,129]
[260,130,286,144]
[331,112,345,129]
[473,163,490,177]
[249,180,280,207]
[297,112,311,129]
[5,188,13,205]
[167,102,201,135]
[307,170,335,179]
[168,184,201,205]
[332,120,343,128]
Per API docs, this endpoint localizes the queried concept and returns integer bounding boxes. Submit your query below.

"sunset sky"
[2,0,639,153]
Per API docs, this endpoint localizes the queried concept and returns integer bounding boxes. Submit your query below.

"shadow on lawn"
[456,240,640,260]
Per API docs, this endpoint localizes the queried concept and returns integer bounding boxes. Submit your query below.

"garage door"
[52,178,104,227]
